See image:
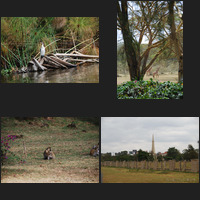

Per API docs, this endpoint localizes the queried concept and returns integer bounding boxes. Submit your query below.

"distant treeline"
[102,145,199,162]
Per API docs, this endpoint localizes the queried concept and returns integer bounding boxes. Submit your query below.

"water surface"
[1,64,99,83]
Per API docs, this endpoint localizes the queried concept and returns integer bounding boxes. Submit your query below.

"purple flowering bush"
[1,135,25,165]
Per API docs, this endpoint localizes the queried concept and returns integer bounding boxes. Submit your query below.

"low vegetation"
[117,78,183,99]
[102,167,199,183]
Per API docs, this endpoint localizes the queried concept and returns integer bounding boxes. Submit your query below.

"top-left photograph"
[1,17,99,83]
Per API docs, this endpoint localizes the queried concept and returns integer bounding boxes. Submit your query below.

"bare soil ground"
[117,72,178,85]
[1,117,99,183]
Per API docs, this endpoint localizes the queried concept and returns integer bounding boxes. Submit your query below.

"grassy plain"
[1,117,99,183]
[117,72,178,85]
[101,167,199,183]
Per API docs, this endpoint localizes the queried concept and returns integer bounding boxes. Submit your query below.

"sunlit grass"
[102,167,199,183]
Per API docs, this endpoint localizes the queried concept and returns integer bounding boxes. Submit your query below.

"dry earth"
[2,162,99,183]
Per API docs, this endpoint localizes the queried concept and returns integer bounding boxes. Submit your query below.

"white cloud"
[101,117,199,154]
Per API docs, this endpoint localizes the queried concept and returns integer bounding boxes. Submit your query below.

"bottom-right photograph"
[101,117,199,183]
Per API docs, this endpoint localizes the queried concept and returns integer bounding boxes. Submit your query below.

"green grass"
[101,167,199,183]
[1,117,99,183]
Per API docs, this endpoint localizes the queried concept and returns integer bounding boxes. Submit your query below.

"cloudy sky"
[101,117,199,154]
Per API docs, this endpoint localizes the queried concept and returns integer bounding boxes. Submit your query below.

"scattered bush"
[117,79,183,99]
[1,135,25,165]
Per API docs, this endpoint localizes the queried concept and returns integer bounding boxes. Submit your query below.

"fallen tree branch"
[32,58,47,71]
[55,53,99,59]
[65,58,99,63]
[19,51,98,73]
[49,55,76,68]
[44,56,68,69]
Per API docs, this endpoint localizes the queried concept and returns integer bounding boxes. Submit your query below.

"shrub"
[1,135,25,165]
[117,79,183,99]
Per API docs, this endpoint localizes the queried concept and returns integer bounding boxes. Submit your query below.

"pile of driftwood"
[18,51,99,73]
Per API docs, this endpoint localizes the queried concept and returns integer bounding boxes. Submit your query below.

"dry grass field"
[101,167,199,183]
[1,117,99,183]
[117,72,178,85]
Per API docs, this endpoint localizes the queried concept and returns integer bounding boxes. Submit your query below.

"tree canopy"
[117,1,183,81]
[102,144,198,162]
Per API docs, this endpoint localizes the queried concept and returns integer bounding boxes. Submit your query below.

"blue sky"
[101,117,199,154]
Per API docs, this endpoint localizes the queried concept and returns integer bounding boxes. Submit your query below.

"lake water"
[1,64,99,83]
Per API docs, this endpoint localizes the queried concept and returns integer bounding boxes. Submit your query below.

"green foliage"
[117,78,183,99]
[67,17,99,41]
[102,149,155,162]
[1,17,56,71]
[182,145,199,161]
[102,154,135,162]
[165,147,183,161]
[1,69,11,76]
[136,149,154,161]
[1,17,99,75]
[1,135,25,165]
[157,154,164,162]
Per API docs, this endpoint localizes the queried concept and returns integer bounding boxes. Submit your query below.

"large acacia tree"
[117,1,183,81]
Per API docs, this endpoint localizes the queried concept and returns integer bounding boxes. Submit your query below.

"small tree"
[165,147,182,161]
[137,149,153,161]
[182,144,198,161]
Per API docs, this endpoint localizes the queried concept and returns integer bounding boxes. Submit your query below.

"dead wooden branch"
[55,53,99,59]
[18,52,98,73]
[44,56,68,69]
[48,56,76,68]
[32,58,47,71]
[64,58,99,63]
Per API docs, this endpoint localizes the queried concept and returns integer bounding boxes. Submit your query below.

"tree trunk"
[168,1,183,82]
[117,1,140,80]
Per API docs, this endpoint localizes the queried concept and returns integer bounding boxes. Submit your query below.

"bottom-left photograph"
[1,117,99,183]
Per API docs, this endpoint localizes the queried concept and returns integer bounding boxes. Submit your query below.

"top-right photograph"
[117,1,183,99]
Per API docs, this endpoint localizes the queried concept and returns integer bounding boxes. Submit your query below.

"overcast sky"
[101,117,199,154]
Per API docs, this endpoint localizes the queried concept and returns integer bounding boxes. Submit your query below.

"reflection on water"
[1,64,99,83]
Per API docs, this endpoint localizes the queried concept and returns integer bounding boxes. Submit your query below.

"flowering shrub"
[1,135,25,165]
[117,79,183,99]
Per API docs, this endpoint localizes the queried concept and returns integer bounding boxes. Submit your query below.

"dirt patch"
[2,164,99,183]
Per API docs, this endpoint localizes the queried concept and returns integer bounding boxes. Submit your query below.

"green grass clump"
[117,78,183,99]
